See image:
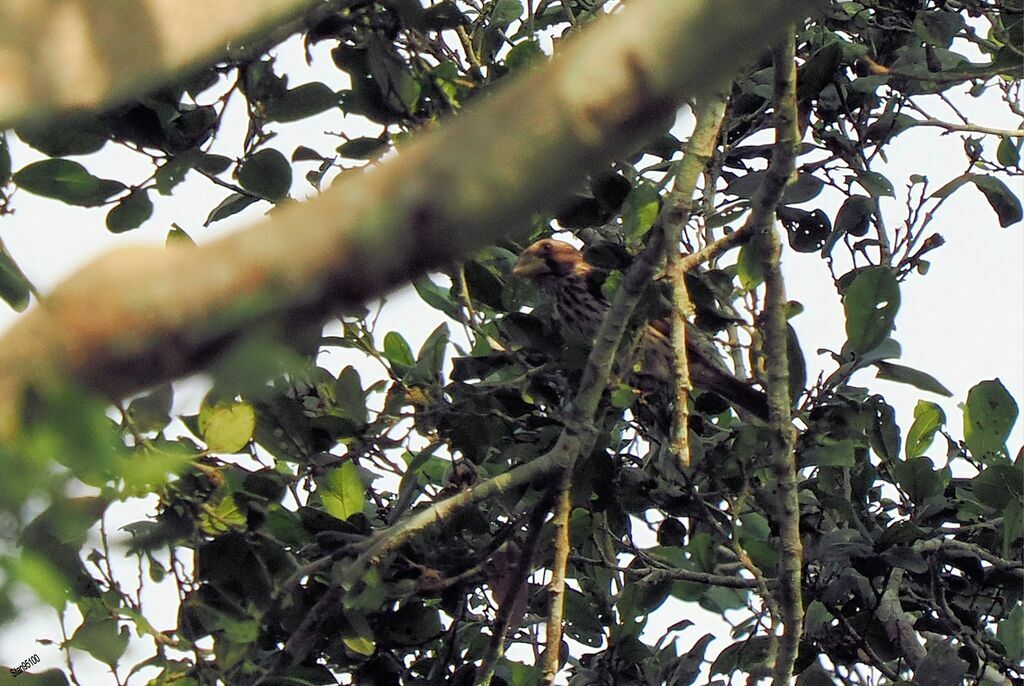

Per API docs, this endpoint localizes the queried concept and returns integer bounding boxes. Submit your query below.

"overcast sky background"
[0,24,1021,685]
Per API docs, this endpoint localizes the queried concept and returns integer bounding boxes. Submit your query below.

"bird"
[512,238,769,422]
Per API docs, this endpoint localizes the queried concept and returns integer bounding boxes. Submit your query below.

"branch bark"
[0,0,821,438]
[758,34,802,686]
[0,0,327,127]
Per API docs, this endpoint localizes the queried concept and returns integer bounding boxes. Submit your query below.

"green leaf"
[0,246,33,311]
[892,456,944,503]
[343,634,376,657]
[854,170,894,197]
[167,225,196,247]
[972,175,1023,227]
[971,464,1022,509]
[154,150,202,195]
[126,385,174,433]
[874,361,952,397]
[319,461,365,521]
[199,401,256,453]
[490,0,523,28]
[413,323,449,383]
[70,618,129,666]
[833,195,873,237]
[11,552,70,609]
[337,136,387,159]
[237,148,292,201]
[963,379,1018,461]
[621,183,659,238]
[383,331,416,372]
[335,366,368,425]
[913,642,968,686]
[196,153,233,175]
[803,439,858,467]
[932,173,1023,227]
[736,241,765,290]
[1005,498,1023,559]
[842,267,900,356]
[997,136,1021,168]
[105,189,153,233]
[905,401,945,459]
[13,159,125,206]
[0,134,10,183]
[265,82,339,122]
[506,40,544,70]
[16,114,107,156]
[998,604,1024,663]
[204,192,260,226]
[413,276,461,318]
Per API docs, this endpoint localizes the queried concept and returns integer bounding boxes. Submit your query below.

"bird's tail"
[703,369,770,422]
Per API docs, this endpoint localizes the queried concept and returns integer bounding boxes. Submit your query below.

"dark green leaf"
[906,401,945,459]
[204,192,259,226]
[892,457,944,503]
[127,385,174,433]
[996,136,1021,167]
[105,189,153,233]
[841,267,900,356]
[490,0,523,28]
[834,195,873,237]
[855,170,895,197]
[265,82,339,122]
[196,153,233,175]
[154,149,202,195]
[874,361,952,397]
[237,148,291,201]
[964,379,1018,460]
[13,159,125,206]
[972,175,1022,227]
[933,173,1023,227]
[413,324,449,383]
[782,173,825,204]
[998,604,1024,663]
[70,618,129,666]
[413,276,461,319]
[913,642,968,686]
[335,366,367,425]
[971,464,1022,509]
[0,134,10,183]
[0,247,33,311]
[804,439,858,467]
[337,137,387,159]
[16,115,107,156]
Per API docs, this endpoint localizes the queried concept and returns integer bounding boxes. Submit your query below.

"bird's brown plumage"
[513,238,769,421]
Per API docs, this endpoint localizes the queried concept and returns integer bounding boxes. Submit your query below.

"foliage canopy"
[0,1,1021,685]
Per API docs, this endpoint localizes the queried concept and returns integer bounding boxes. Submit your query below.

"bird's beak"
[512,251,548,279]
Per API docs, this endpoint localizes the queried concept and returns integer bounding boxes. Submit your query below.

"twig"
[476,489,556,686]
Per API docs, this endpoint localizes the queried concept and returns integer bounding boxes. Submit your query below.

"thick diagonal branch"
[0,0,820,438]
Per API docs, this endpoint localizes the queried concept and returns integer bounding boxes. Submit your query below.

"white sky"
[0,25,1021,686]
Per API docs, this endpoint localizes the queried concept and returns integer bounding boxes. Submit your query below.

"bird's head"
[512,239,589,285]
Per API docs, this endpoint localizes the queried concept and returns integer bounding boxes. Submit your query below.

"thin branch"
[662,90,730,467]
[539,473,571,685]
[756,32,802,686]
[476,489,556,686]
